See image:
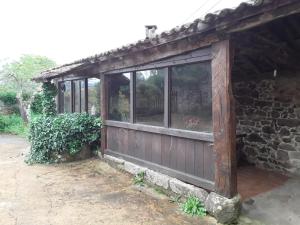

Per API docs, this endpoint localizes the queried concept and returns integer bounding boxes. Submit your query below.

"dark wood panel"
[106,126,215,190]
[212,40,237,197]
[194,141,204,178]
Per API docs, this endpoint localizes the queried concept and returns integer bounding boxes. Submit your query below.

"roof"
[34,0,298,81]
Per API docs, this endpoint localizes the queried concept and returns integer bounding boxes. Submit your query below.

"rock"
[124,162,146,175]
[278,143,296,151]
[247,133,266,144]
[262,126,275,134]
[279,128,290,136]
[205,192,241,224]
[295,136,300,142]
[104,154,125,165]
[277,150,289,161]
[169,179,208,202]
[277,119,300,127]
[145,170,170,190]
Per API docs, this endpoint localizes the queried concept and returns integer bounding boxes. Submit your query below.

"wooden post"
[100,74,108,156]
[212,39,237,198]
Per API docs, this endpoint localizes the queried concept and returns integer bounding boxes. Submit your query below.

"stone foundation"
[233,73,300,175]
[103,154,241,223]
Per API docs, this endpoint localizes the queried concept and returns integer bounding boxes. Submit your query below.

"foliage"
[0,55,56,96]
[41,82,57,116]
[30,93,43,114]
[0,114,28,136]
[133,171,145,186]
[27,113,102,164]
[0,91,17,106]
[181,196,207,217]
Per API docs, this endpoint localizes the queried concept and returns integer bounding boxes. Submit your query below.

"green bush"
[41,82,57,116]
[0,91,17,106]
[27,113,102,164]
[0,114,28,136]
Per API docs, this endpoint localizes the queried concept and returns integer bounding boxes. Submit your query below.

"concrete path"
[241,176,300,225]
[0,135,217,225]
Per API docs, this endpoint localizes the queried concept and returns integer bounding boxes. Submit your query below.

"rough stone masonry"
[233,72,300,175]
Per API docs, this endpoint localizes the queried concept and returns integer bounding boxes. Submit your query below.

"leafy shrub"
[181,196,207,217]
[0,91,17,106]
[41,82,57,116]
[27,113,102,164]
[0,114,28,136]
[30,93,43,114]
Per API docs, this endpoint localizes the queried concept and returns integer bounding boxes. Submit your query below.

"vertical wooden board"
[176,137,186,173]
[145,132,153,162]
[106,127,112,150]
[170,136,177,170]
[151,133,162,165]
[119,128,129,155]
[161,135,171,168]
[203,142,215,181]
[135,131,146,160]
[194,141,204,178]
[185,139,195,175]
[127,129,136,157]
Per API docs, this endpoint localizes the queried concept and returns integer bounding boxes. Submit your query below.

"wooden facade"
[39,0,300,199]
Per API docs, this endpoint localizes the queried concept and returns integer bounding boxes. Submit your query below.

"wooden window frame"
[105,48,213,141]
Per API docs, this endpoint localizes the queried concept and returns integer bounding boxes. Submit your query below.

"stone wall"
[233,72,300,175]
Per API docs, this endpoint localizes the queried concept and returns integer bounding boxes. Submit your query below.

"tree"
[0,55,56,122]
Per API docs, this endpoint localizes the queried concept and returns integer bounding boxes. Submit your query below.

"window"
[170,62,212,132]
[88,78,101,115]
[135,69,166,126]
[59,81,72,113]
[108,73,130,122]
[73,79,86,113]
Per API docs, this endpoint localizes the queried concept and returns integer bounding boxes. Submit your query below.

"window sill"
[105,120,213,142]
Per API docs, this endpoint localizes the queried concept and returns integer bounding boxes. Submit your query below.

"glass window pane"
[108,73,130,121]
[88,78,101,115]
[80,80,86,113]
[74,81,81,112]
[135,69,165,126]
[171,62,212,132]
[64,81,72,113]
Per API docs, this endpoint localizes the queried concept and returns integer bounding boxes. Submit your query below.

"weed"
[133,171,145,186]
[181,195,207,217]
[169,194,182,203]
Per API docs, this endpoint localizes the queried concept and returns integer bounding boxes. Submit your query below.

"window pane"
[135,69,165,126]
[88,78,101,115]
[108,73,130,121]
[64,81,72,113]
[80,80,86,113]
[74,81,81,112]
[171,62,212,132]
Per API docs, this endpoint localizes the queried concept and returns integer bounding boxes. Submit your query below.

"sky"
[0,0,245,65]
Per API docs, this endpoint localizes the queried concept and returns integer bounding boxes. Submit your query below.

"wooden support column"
[100,74,108,156]
[212,39,237,198]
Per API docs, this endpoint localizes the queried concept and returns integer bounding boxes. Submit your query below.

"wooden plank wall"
[107,126,215,188]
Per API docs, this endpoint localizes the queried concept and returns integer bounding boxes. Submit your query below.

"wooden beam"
[212,39,237,198]
[100,74,108,156]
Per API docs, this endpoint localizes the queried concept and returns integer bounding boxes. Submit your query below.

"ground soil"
[0,134,218,225]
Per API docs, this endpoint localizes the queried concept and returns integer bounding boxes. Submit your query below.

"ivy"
[41,82,57,116]
[27,113,102,164]
[30,93,43,114]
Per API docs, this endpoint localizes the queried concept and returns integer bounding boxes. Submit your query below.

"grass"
[181,196,207,217]
[0,114,28,137]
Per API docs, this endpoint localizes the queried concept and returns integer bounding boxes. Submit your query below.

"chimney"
[145,25,157,39]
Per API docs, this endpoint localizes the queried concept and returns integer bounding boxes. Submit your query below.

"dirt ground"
[0,135,218,225]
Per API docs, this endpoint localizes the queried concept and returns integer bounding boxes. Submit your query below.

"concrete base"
[242,178,300,225]
[103,154,241,223]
